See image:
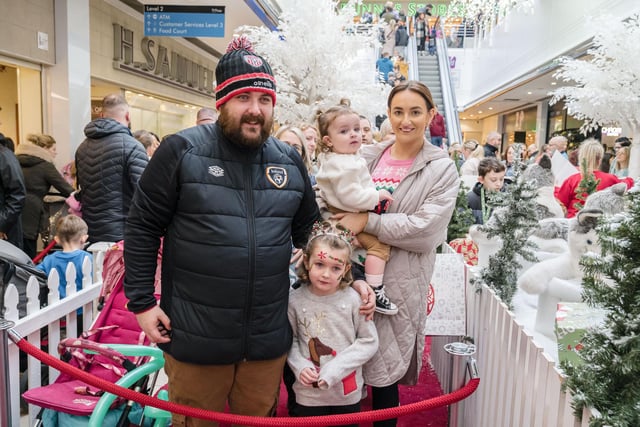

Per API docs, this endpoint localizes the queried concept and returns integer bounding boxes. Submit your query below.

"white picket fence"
[429,256,594,427]
[2,250,107,426]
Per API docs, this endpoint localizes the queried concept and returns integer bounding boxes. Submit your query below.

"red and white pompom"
[226,35,254,53]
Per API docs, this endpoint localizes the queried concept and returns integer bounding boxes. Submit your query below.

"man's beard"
[218,109,273,149]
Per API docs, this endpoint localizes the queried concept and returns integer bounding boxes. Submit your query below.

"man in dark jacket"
[75,94,148,243]
[483,131,502,159]
[124,37,375,425]
[0,136,25,248]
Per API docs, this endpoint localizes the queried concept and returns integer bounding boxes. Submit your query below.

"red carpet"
[274,337,448,427]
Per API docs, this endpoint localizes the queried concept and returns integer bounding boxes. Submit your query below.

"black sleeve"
[123,135,185,313]
[43,162,74,197]
[0,149,26,233]
[351,262,365,282]
[290,154,320,249]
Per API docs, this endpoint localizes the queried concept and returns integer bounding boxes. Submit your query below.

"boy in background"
[36,215,92,299]
[467,157,506,224]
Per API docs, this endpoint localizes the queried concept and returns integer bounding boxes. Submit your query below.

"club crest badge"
[266,166,288,189]
[244,55,264,68]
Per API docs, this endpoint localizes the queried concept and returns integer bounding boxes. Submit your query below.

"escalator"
[409,34,463,146]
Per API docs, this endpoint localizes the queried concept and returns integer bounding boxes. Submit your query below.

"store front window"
[125,91,199,138]
[0,60,43,145]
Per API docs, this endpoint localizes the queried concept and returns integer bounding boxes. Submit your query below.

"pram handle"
[58,337,137,373]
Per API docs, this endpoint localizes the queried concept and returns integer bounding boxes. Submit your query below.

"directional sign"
[144,5,226,37]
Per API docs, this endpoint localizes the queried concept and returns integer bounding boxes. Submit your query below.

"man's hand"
[0,232,7,240]
[352,279,375,321]
[135,306,172,344]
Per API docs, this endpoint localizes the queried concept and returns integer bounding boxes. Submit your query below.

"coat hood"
[15,142,54,165]
[84,118,132,140]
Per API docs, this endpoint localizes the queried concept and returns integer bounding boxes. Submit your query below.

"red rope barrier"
[32,240,57,264]
[16,337,479,426]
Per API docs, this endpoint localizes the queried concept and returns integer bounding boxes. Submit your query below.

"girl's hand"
[299,367,319,386]
[378,189,394,203]
[331,212,368,235]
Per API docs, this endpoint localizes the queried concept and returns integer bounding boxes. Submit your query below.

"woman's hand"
[331,212,368,235]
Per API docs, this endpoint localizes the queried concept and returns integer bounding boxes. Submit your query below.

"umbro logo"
[208,165,224,177]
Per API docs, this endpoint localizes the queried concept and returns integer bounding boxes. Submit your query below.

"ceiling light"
[488,107,493,110]
[527,91,532,95]
[478,111,483,114]
[551,82,557,86]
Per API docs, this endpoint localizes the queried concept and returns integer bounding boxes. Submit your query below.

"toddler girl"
[315,105,397,315]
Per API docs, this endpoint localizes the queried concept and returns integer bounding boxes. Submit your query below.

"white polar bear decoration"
[516,209,603,338]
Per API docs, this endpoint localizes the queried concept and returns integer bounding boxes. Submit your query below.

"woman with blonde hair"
[610,145,630,178]
[459,139,484,176]
[556,138,633,218]
[15,133,75,257]
[274,125,316,185]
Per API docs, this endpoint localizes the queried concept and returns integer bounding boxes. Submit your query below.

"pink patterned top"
[370,147,415,213]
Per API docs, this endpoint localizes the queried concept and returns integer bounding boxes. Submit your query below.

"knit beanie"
[215,36,276,109]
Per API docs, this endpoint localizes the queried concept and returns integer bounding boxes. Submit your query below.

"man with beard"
[124,37,325,425]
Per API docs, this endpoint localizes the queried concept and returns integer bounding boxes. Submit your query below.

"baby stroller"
[22,242,164,427]
[0,239,48,319]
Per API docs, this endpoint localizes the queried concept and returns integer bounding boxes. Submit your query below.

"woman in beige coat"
[335,81,459,426]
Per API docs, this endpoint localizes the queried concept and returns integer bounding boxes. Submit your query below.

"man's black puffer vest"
[124,123,319,365]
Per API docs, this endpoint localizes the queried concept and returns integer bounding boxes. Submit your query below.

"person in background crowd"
[287,222,378,424]
[555,138,633,218]
[376,52,394,83]
[502,143,525,181]
[547,135,568,159]
[526,143,541,164]
[483,131,501,159]
[15,133,74,258]
[123,37,374,427]
[613,136,631,151]
[300,123,320,172]
[333,81,459,427]
[133,130,161,159]
[428,111,446,148]
[275,125,316,185]
[448,142,463,169]
[414,11,427,55]
[75,93,148,243]
[36,215,92,300]
[360,115,375,145]
[459,139,484,176]
[467,157,506,225]
[393,55,409,80]
[0,134,25,248]
[196,107,218,125]
[378,118,395,142]
[394,21,409,60]
[380,1,398,22]
[610,145,630,178]
[361,10,373,24]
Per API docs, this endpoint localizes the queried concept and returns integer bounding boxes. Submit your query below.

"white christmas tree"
[550,14,640,178]
[447,0,535,31]
[235,0,389,124]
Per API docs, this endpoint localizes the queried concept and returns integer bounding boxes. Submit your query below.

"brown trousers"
[164,352,287,427]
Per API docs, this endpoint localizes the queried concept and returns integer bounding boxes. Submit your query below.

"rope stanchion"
[12,332,479,426]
